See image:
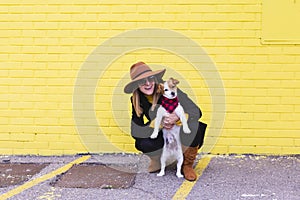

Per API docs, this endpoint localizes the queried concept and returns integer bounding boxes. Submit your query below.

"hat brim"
[124,69,166,94]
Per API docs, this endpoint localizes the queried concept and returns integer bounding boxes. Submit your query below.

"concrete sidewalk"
[0,154,299,200]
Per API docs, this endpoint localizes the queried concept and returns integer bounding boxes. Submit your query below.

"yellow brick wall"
[0,0,299,155]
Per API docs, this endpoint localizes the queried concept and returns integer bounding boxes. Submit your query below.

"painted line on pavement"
[0,155,91,200]
[172,156,212,200]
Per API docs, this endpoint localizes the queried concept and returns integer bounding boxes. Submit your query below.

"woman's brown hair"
[132,84,161,117]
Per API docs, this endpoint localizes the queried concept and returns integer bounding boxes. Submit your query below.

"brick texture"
[0,0,299,155]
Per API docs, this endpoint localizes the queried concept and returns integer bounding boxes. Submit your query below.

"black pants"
[135,121,207,156]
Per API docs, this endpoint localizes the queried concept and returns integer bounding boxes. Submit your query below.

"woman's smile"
[139,80,155,95]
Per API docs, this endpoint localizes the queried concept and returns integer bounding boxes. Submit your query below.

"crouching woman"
[124,62,207,181]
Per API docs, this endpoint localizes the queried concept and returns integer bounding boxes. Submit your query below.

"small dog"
[150,78,191,178]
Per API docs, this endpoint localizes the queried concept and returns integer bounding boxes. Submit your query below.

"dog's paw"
[183,127,191,134]
[176,172,184,178]
[157,172,165,176]
[150,132,158,139]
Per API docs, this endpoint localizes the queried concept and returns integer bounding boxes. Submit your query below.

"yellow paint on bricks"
[23,142,49,150]
[210,146,228,154]
[111,134,132,143]
[0,141,24,149]
[269,138,295,147]
[228,146,257,154]
[240,138,269,146]
[37,149,65,156]
[0,1,300,155]
[0,133,10,140]
[221,129,253,138]
[0,155,90,200]
[34,134,59,142]
[282,147,300,155]
[252,146,283,155]
[217,138,241,146]
[295,139,300,147]
[0,148,13,155]
[13,148,39,155]
[124,144,139,153]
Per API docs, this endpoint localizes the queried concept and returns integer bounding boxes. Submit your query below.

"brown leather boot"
[148,155,161,173]
[182,146,198,181]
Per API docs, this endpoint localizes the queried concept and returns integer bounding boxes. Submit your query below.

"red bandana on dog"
[161,96,179,113]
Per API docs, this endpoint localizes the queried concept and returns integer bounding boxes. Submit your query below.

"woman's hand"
[163,112,180,130]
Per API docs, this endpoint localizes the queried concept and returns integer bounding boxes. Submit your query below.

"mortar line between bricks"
[172,156,212,200]
[0,155,91,200]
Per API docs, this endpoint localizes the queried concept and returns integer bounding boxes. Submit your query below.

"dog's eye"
[164,89,168,91]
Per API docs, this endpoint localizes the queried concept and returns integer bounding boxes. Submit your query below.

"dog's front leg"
[176,105,191,134]
[150,107,165,139]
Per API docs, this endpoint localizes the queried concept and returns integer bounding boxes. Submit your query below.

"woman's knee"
[135,136,163,154]
[181,121,207,147]
[194,121,207,147]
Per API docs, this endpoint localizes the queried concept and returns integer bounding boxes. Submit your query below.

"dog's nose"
[171,92,175,96]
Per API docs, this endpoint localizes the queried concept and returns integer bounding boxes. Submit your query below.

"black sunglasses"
[137,76,157,86]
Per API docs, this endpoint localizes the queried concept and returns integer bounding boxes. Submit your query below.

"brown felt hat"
[124,62,166,94]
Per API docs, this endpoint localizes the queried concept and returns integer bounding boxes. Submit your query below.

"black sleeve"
[177,88,202,134]
[177,88,202,121]
[130,97,156,139]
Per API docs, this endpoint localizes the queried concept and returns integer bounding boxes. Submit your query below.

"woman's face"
[138,76,156,96]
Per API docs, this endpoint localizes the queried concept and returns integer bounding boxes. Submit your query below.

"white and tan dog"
[150,78,191,178]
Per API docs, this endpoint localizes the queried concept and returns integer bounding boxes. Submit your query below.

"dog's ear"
[171,78,179,85]
[169,77,179,88]
[157,83,164,94]
[168,78,174,88]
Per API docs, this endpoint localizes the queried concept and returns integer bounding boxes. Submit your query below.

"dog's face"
[161,77,179,99]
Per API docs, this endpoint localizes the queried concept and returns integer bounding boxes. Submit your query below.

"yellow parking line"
[172,156,212,200]
[0,155,91,200]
